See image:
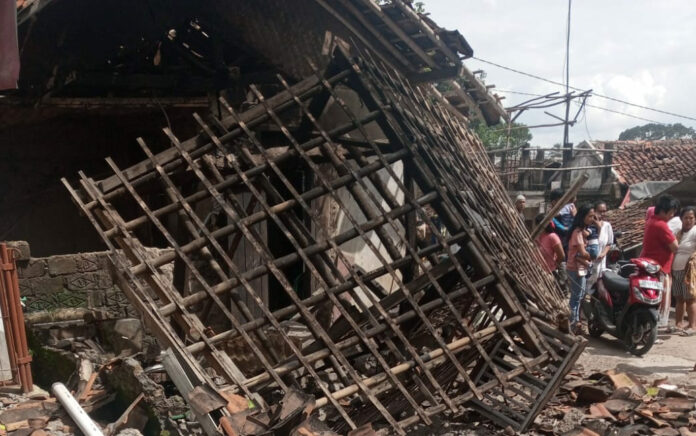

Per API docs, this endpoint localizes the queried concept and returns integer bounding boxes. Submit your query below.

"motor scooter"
[582,257,663,356]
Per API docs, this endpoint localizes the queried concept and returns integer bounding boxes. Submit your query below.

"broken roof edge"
[314,0,470,83]
[443,65,509,126]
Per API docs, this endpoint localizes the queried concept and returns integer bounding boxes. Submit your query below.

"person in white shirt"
[587,201,614,288]
[669,215,682,235]
[672,207,696,332]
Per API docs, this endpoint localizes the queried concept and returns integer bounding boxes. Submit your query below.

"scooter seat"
[603,271,629,294]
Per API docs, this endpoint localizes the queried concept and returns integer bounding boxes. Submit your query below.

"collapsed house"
[3,0,582,434]
[64,42,581,435]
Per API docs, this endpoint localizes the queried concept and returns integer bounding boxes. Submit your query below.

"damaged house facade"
[2,1,582,434]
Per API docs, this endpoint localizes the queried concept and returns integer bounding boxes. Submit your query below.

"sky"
[423,0,696,146]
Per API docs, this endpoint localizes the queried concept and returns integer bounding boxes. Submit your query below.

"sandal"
[667,326,686,335]
[681,329,696,337]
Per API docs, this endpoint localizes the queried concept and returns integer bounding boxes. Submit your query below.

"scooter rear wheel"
[624,312,657,356]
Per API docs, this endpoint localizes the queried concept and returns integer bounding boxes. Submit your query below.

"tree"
[618,123,696,141]
[471,120,532,150]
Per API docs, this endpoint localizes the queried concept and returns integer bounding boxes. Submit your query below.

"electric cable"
[473,56,696,122]
[496,89,666,125]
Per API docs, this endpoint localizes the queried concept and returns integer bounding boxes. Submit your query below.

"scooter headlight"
[633,286,662,304]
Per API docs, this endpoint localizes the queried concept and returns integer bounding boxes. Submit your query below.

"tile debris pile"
[63,46,583,434]
[529,369,696,436]
[604,200,650,252]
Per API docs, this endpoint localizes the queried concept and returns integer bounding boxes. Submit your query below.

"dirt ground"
[576,330,696,387]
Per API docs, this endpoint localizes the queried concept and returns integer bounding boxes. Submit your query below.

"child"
[575,224,599,280]
[585,224,600,261]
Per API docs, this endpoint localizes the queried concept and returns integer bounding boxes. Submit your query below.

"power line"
[582,104,594,141]
[562,0,572,148]
[496,89,666,125]
[584,102,666,124]
[473,56,696,122]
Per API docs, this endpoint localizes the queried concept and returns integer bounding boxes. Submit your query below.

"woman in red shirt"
[535,214,565,273]
[566,204,596,333]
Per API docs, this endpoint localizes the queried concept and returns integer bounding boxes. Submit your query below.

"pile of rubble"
[531,369,696,436]
[0,310,208,436]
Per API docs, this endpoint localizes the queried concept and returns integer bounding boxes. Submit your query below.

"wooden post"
[534,149,545,189]
[561,142,573,189]
[518,143,531,190]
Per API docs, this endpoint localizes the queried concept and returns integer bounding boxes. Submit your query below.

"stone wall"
[11,241,172,318]
[17,246,134,317]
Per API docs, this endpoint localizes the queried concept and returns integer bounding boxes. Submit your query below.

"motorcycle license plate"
[639,280,663,290]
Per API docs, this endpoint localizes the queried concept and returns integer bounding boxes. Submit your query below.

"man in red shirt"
[641,195,680,329]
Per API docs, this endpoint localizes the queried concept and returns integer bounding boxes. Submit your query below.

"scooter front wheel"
[624,311,657,356]
[588,317,604,338]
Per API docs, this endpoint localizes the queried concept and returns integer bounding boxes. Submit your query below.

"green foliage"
[618,123,696,141]
[377,0,426,13]
[472,120,532,150]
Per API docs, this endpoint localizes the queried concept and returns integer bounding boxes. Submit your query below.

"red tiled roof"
[601,139,696,186]
[605,199,650,250]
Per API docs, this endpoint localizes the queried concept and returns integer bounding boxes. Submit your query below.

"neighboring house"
[558,139,696,206]
[513,138,696,235]
[610,139,696,205]
[605,174,696,255]
[544,140,621,202]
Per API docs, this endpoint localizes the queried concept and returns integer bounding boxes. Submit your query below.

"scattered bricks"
[18,259,47,279]
[47,255,78,276]
[64,272,113,291]
[6,241,30,261]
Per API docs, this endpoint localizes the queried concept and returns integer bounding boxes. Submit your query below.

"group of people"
[533,190,696,336]
[534,189,614,333]
[642,196,696,334]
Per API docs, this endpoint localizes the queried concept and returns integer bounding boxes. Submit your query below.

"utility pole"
[561,0,573,189]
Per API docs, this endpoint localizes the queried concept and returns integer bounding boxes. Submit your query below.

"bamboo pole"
[517,165,616,172]
[314,317,521,408]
